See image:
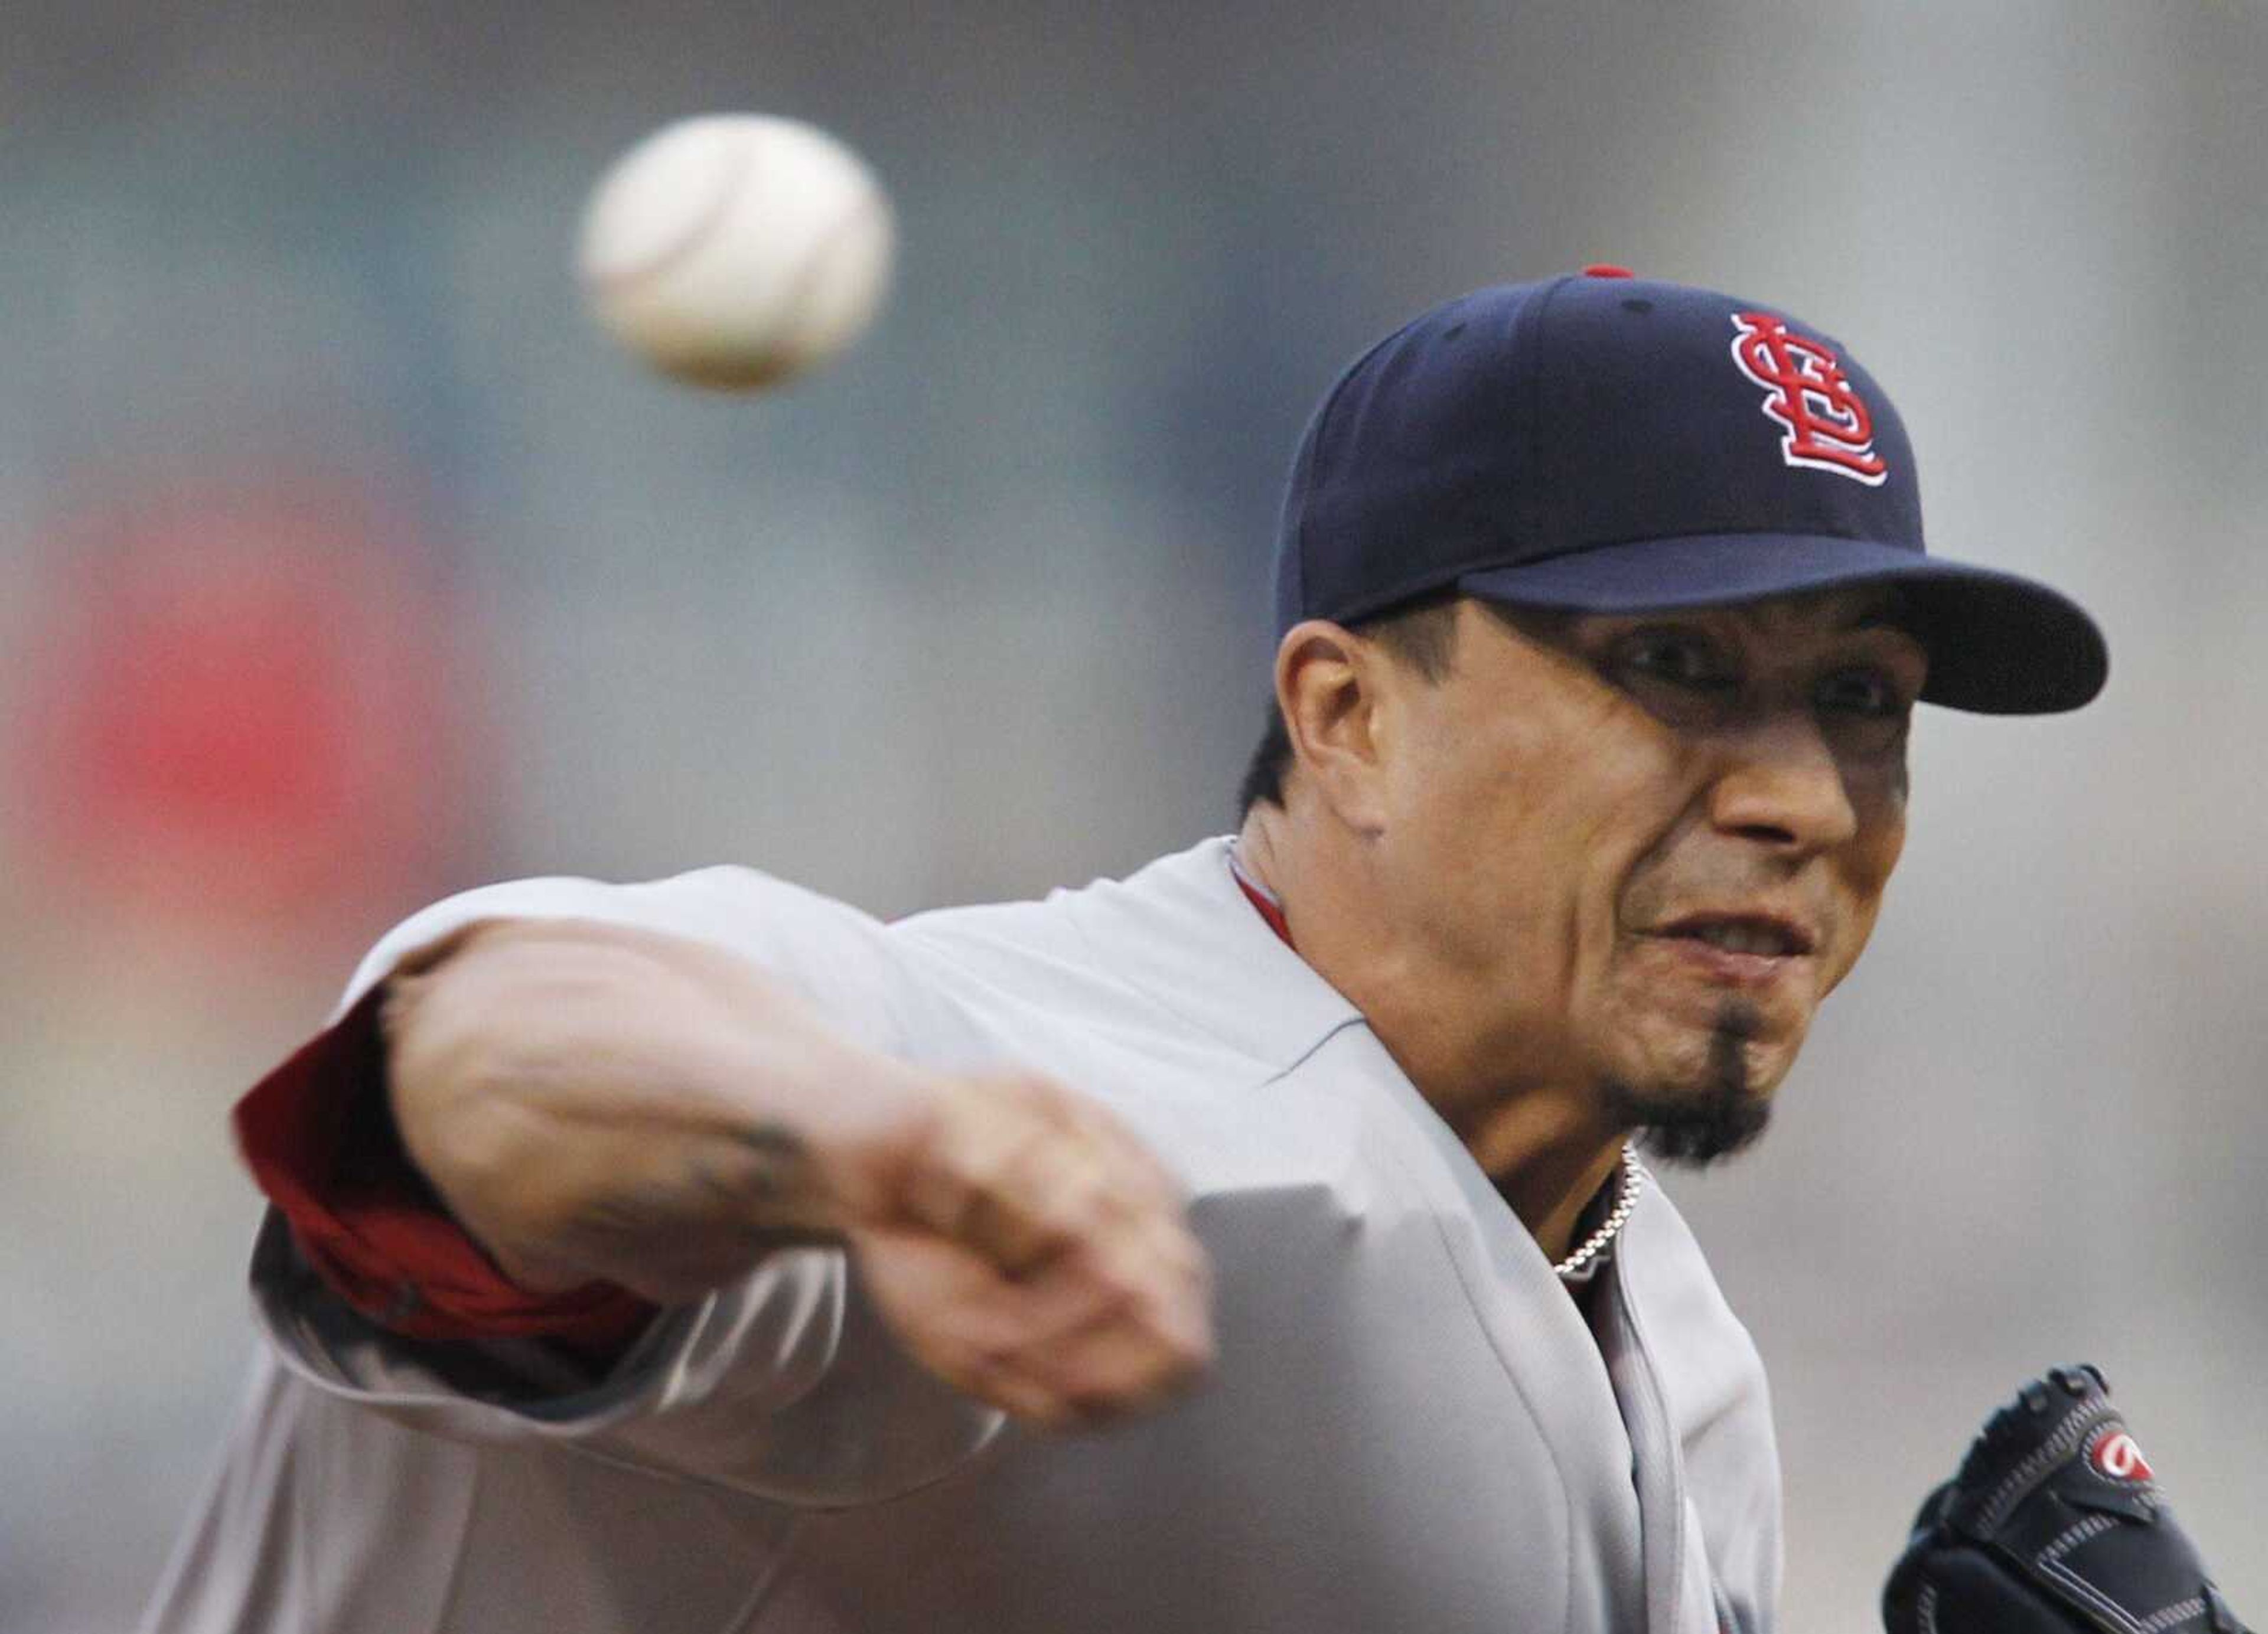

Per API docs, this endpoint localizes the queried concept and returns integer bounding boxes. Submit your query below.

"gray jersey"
[142,838,1781,1634]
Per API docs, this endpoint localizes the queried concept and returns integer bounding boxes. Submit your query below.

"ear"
[1275,620,1392,835]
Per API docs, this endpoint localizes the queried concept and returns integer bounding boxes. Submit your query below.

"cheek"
[1406,755,1586,955]
[1823,796,1907,992]
[1556,757,1702,1012]
[1397,743,1608,978]
[1393,672,1690,976]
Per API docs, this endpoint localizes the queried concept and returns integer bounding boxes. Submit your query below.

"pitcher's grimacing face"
[1375,589,1925,1132]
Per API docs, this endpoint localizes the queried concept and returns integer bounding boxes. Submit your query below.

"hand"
[842,1070,1216,1432]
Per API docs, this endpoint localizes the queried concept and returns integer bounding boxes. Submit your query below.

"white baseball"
[578,115,895,390]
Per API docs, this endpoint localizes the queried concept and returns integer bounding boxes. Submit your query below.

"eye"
[1814,666,1912,719]
[1614,628,1736,692]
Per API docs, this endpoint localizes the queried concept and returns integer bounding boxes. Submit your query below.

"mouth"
[1656,913,1815,957]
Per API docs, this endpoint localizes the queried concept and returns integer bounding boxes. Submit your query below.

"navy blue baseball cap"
[1274,269,2106,713]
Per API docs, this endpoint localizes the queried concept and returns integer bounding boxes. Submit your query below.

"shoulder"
[891,839,1360,1071]
[888,846,1390,1201]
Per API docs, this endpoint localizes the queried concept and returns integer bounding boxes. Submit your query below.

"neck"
[1236,808,1630,1264]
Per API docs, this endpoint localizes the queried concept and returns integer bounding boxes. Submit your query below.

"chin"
[1602,1000,1793,1168]
[1608,1078,1774,1167]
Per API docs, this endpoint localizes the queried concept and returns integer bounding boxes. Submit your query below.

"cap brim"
[1458,532,2106,715]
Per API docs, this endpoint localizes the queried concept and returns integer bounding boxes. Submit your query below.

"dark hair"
[1236,593,1465,818]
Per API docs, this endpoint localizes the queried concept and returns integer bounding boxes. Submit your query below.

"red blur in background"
[22,486,484,945]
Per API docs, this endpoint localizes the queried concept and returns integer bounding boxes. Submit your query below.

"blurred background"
[3,2,2263,1629]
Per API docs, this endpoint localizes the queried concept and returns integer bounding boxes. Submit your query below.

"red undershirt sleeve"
[231,985,658,1355]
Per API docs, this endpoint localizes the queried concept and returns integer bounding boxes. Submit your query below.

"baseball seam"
[757,188,884,368]
[587,132,755,298]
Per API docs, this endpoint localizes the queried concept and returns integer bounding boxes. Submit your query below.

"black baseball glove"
[1884,1364,2247,1633]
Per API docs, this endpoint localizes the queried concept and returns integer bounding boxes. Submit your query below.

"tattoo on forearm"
[731,1122,810,1165]
[562,1121,829,1258]
[687,1123,816,1211]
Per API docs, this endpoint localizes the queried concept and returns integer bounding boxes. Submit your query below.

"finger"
[953,1071,1188,1226]
[982,1084,1196,1256]
[895,1100,1065,1271]
[863,1222,1146,1367]
[905,1093,1171,1281]
[855,1221,1212,1422]
[991,1293,1215,1427]
[977,1230,1214,1407]
[944,1307,1205,1430]
[1021,1079,1189,1214]
[851,1225,1100,1378]
[957,1130,1213,1348]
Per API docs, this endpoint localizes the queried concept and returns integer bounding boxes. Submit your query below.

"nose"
[1705,713,1858,852]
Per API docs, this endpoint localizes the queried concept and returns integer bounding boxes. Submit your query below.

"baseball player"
[141,272,2243,1634]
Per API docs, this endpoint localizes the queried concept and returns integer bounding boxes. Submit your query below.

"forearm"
[382,918,935,1303]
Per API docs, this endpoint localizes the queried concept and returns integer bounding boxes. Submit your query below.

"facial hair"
[1602,999,1771,1167]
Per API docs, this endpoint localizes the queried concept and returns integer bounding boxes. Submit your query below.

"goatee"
[1603,1000,1772,1167]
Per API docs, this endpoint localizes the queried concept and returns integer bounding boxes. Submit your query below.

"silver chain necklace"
[1554,1144,1647,1283]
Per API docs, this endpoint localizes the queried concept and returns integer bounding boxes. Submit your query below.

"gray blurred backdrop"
[4,4,2264,1630]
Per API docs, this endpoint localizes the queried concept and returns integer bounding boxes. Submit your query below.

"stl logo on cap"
[1729,311,1889,487]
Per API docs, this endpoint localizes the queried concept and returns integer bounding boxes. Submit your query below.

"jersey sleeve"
[243,866,1005,1508]
[232,983,659,1352]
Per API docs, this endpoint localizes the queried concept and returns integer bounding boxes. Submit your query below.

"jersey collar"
[1226,840,1295,948]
